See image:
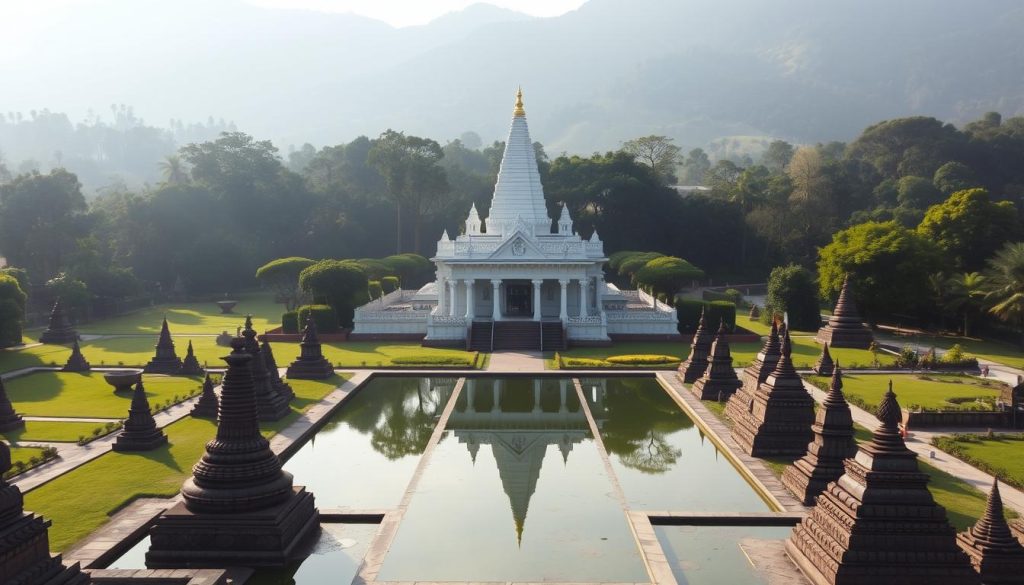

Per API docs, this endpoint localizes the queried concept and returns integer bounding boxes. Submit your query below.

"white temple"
[351,89,678,349]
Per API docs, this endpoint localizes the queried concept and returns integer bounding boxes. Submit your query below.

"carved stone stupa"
[729,331,815,457]
[178,340,205,376]
[262,337,295,402]
[957,479,1024,583]
[813,342,835,376]
[285,317,334,380]
[781,363,857,505]
[678,309,714,383]
[143,318,183,374]
[815,275,874,349]
[242,317,290,421]
[786,384,979,585]
[61,339,91,372]
[38,297,78,344]
[112,380,168,452]
[0,378,25,432]
[0,441,89,585]
[147,338,320,568]
[691,319,742,401]
[725,320,782,425]
[190,374,219,419]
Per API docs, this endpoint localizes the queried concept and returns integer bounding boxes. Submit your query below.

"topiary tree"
[298,260,369,328]
[0,273,27,347]
[356,258,395,280]
[617,252,665,286]
[766,264,822,331]
[255,257,314,311]
[635,256,704,307]
[368,280,383,300]
[380,276,400,294]
[297,304,340,333]
[381,253,433,288]
[918,188,1021,272]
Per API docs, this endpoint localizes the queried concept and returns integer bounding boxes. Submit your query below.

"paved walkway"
[486,350,546,372]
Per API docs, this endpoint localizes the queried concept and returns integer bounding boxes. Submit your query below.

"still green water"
[655,525,793,585]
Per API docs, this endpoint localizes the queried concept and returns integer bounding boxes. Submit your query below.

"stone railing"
[435,235,605,260]
[354,309,430,322]
[567,315,604,325]
[605,309,676,322]
[355,288,406,315]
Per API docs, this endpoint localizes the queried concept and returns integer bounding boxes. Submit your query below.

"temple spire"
[486,86,550,236]
[513,86,525,117]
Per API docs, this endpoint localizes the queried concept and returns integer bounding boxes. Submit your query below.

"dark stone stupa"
[178,340,205,376]
[143,318,183,374]
[190,374,219,419]
[678,309,714,383]
[781,363,857,505]
[0,441,89,585]
[147,338,320,568]
[112,380,168,452]
[242,317,290,421]
[725,321,781,431]
[285,317,334,380]
[957,479,1024,583]
[815,275,874,349]
[262,337,295,402]
[38,298,78,344]
[61,339,91,372]
[690,319,742,401]
[786,384,979,585]
[729,331,815,457]
[813,342,834,376]
[0,377,25,432]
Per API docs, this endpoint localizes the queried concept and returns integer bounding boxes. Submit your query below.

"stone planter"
[103,369,143,393]
[216,300,238,314]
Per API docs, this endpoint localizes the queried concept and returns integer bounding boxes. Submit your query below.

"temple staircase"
[493,321,542,351]
[468,320,494,352]
[541,321,565,351]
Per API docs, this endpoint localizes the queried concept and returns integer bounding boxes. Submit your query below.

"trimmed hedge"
[605,354,678,365]
[676,299,736,333]
[381,276,400,294]
[281,311,299,334]
[391,354,477,366]
[932,434,1024,491]
[297,304,340,333]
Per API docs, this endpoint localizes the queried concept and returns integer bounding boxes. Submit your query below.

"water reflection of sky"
[656,525,792,585]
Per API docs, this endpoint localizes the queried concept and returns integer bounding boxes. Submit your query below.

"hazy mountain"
[3,0,1023,155]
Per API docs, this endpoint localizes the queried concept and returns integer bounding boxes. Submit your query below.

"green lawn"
[74,293,281,336]
[11,445,45,467]
[739,318,817,337]
[25,374,349,552]
[4,372,204,418]
[319,342,480,368]
[932,434,1024,492]
[2,420,115,443]
[891,333,1024,370]
[807,373,1005,412]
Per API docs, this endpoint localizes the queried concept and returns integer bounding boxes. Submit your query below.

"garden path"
[486,350,546,372]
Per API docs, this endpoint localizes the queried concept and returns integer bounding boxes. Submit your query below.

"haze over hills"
[3,0,1024,156]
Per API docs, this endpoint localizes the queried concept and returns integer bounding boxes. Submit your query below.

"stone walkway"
[486,350,546,372]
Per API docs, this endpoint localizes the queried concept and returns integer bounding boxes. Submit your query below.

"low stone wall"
[905,410,1011,428]
[262,327,351,342]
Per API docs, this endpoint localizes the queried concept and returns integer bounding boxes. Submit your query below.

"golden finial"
[513,86,525,117]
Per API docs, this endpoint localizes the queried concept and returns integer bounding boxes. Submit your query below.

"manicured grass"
[75,293,281,336]
[807,373,1005,413]
[2,420,115,443]
[319,342,480,368]
[932,434,1024,492]
[922,461,1016,531]
[740,318,817,337]
[892,333,1024,370]
[10,446,45,467]
[4,372,204,418]
[26,373,350,552]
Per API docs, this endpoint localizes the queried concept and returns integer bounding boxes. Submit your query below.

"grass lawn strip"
[319,342,478,368]
[2,420,118,443]
[807,373,1005,413]
[931,434,1024,493]
[893,333,1024,370]
[5,372,204,418]
[74,293,280,336]
[25,374,349,552]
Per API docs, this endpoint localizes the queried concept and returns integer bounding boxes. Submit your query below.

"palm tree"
[944,272,986,336]
[158,155,188,185]
[984,242,1024,336]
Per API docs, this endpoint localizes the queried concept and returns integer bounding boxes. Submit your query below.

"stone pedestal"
[812,343,834,376]
[143,318,183,374]
[730,331,815,457]
[957,480,1024,583]
[0,441,89,585]
[179,340,205,376]
[815,275,874,349]
[678,310,713,383]
[786,385,979,585]
[691,320,742,401]
[147,338,319,568]
[262,338,295,402]
[782,364,857,505]
[38,298,78,344]
[242,317,290,422]
[190,374,219,419]
[61,340,91,372]
[0,378,25,432]
[286,317,334,380]
[112,381,168,452]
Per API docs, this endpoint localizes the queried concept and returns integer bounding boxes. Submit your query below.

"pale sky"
[246,0,587,27]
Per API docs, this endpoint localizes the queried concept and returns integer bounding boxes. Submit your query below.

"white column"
[533,379,542,413]
[491,279,501,320]
[558,279,569,321]
[595,276,604,313]
[532,279,543,321]
[437,277,447,314]
[464,279,475,320]
[492,380,502,412]
[578,277,588,317]
[449,279,458,317]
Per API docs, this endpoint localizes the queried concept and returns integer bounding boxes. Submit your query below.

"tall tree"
[0,169,86,279]
[157,154,189,185]
[762,140,795,172]
[917,188,1021,271]
[983,242,1024,333]
[621,135,681,184]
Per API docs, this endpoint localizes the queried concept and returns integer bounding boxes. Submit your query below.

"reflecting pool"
[582,377,773,512]
[655,525,793,585]
[284,376,458,509]
[377,377,649,583]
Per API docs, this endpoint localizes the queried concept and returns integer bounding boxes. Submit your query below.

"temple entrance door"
[505,283,532,317]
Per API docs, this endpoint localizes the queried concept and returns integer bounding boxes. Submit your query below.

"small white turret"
[466,203,482,235]
[590,229,602,243]
[441,229,451,241]
[558,203,573,235]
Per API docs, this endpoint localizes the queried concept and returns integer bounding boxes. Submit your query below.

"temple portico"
[435,271,604,321]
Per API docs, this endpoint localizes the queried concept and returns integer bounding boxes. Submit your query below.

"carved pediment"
[488,230,546,260]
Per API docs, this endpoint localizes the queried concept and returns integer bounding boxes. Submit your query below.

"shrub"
[0,274,27,347]
[562,357,611,368]
[381,276,400,294]
[897,345,919,368]
[297,304,339,333]
[706,300,737,331]
[390,354,475,366]
[281,311,298,334]
[676,299,736,333]
[605,354,679,365]
[675,299,705,332]
[368,280,383,300]
[766,264,821,331]
[298,259,369,327]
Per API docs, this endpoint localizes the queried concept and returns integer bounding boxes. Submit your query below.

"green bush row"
[297,304,340,333]
[676,299,736,333]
